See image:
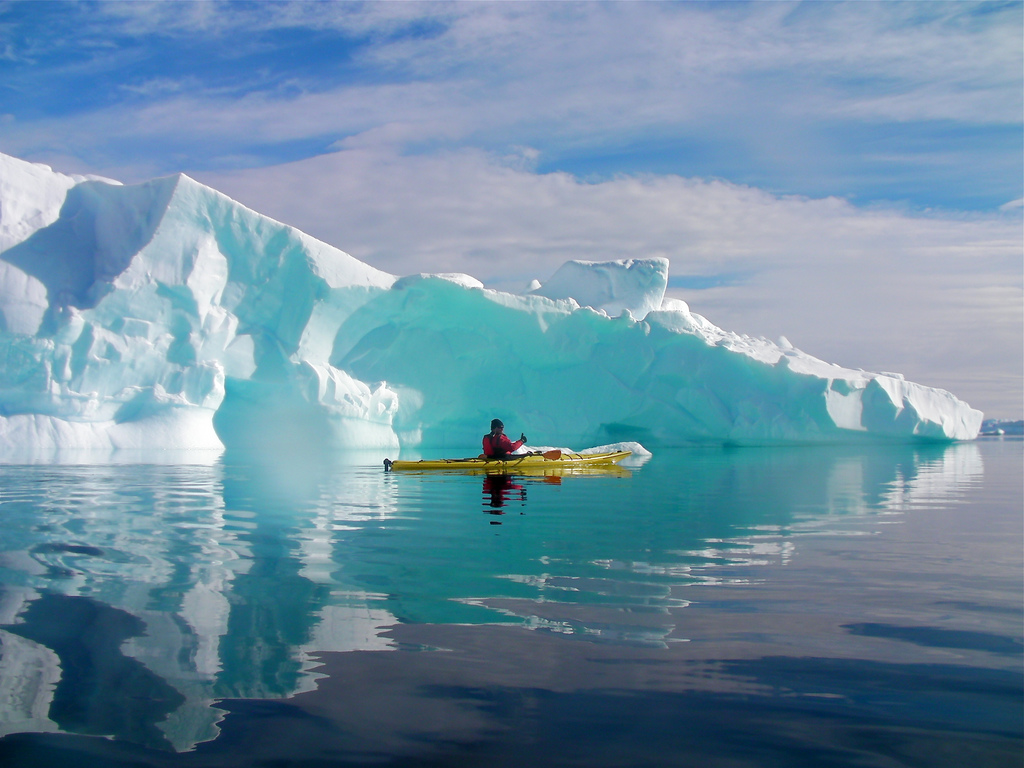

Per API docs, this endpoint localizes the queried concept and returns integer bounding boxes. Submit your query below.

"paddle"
[478,449,562,461]
[516,449,562,460]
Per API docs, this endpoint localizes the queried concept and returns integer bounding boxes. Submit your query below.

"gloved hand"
[520,433,527,443]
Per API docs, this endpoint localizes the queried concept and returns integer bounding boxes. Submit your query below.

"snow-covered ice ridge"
[0,152,981,454]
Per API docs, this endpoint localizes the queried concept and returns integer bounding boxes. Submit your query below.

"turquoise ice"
[0,153,982,454]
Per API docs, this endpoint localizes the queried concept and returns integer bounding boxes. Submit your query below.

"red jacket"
[482,432,524,457]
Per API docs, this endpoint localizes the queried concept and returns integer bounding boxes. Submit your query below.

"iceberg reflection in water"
[0,441,1019,766]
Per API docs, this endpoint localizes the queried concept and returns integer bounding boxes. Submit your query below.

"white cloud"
[6,1,1019,170]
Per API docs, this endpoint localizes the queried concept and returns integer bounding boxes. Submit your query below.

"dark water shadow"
[3,593,185,751]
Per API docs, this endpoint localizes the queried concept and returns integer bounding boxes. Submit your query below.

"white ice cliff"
[0,152,982,454]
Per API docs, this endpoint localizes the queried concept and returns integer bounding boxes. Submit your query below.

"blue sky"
[4,1,1020,209]
[1,1,1022,416]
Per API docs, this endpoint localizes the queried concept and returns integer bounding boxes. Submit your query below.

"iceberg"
[0,152,982,455]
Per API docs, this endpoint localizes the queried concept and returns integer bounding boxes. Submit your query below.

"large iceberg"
[0,152,981,454]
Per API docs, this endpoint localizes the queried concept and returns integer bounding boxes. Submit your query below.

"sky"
[1,0,1022,418]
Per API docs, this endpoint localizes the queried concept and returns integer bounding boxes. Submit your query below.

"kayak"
[383,450,632,472]
[384,450,631,473]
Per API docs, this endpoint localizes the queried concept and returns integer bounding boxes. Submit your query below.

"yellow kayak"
[383,450,631,472]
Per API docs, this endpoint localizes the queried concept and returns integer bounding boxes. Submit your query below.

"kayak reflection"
[483,474,527,517]
[482,467,622,522]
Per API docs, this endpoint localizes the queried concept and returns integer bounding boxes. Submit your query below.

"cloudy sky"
[2,1,1021,417]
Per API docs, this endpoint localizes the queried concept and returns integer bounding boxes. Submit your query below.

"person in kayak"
[482,419,527,458]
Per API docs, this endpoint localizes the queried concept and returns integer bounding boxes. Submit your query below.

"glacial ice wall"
[0,152,982,454]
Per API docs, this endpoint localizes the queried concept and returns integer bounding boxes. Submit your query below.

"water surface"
[0,440,1020,767]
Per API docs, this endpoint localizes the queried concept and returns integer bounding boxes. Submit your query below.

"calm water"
[0,440,1020,767]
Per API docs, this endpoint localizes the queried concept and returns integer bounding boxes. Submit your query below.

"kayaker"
[482,419,526,458]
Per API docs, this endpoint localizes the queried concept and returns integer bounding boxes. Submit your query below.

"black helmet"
[490,418,504,430]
